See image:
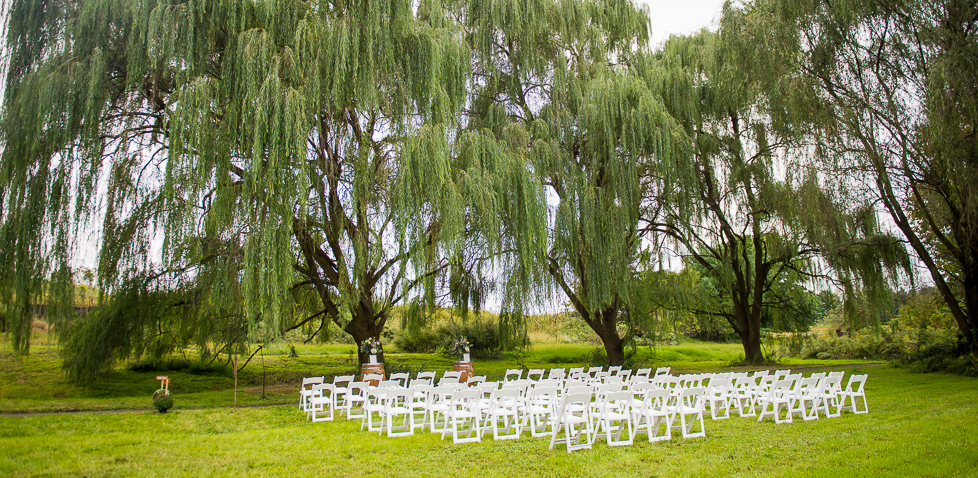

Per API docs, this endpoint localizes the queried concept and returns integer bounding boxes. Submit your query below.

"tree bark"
[343,300,387,366]
[593,307,626,366]
[734,320,764,364]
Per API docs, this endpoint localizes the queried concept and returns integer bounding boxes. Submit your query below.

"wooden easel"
[156,375,170,392]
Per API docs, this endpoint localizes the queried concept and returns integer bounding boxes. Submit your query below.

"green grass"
[1,366,976,477]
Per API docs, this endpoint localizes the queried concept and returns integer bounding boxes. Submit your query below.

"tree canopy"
[1,0,973,374]
[727,0,978,350]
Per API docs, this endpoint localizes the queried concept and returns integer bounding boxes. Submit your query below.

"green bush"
[777,320,977,375]
[436,317,502,357]
[152,390,174,413]
[906,337,978,376]
[393,316,504,356]
[392,328,441,353]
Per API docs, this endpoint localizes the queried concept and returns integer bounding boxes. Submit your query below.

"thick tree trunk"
[730,295,765,365]
[342,299,387,366]
[735,324,764,364]
[591,307,626,366]
[600,331,626,366]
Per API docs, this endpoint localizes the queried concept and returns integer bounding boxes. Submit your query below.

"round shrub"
[153,390,174,413]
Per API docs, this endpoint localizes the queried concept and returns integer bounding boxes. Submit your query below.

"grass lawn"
[1,338,976,476]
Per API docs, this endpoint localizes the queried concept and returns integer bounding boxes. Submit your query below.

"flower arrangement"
[153,389,174,413]
[360,337,383,356]
[449,336,471,358]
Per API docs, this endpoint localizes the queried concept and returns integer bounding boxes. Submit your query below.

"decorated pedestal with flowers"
[360,337,385,385]
[450,337,473,384]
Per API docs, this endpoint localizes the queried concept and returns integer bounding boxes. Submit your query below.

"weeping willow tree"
[635,29,908,364]
[460,0,693,365]
[725,0,978,351]
[0,0,503,376]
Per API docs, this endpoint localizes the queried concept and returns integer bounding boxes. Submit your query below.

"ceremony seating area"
[297,367,869,452]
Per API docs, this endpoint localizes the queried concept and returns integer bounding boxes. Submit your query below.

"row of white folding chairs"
[302,368,867,427]
[299,369,491,416]
[299,365,677,412]
[501,365,672,384]
[698,371,869,423]
[341,379,711,452]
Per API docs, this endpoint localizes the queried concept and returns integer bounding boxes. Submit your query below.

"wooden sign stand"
[156,376,170,392]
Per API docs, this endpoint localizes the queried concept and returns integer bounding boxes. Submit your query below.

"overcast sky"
[640,0,727,46]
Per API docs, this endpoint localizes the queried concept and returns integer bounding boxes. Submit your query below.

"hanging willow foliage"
[0,0,530,377]
[457,0,696,365]
[724,0,978,350]
[635,26,910,364]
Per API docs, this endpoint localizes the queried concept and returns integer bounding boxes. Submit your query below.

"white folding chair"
[504,369,523,382]
[790,377,821,421]
[706,377,732,420]
[837,374,869,414]
[298,376,325,409]
[592,390,634,447]
[383,388,414,437]
[757,379,794,424]
[362,373,384,385]
[408,383,432,430]
[440,370,462,385]
[819,374,844,418]
[673,387,706,438]
[526,369,545,382]
[547,368,567,381]
[752,375,777,410]
[331,375,353,408]
[482,388,522,440]
[549,391,594,453]
[344,381,369,419]
[308,383,336,422]
[653,366,670,378]
[388,373,410,388]
[607,366,622,374]
[631,388,673,442]
[444,389,483,443]
[730,377,756,417]
[522,386,557,437]
[426,385,456,433]
[361,387,390,432]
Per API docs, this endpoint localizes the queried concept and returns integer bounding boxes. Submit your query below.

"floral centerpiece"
[360,337,383,363]
[153,389,174,413]
[449,337,471,362]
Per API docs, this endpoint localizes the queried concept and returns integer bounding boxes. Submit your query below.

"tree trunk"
[343,300,387,366]
[735,325,764,364]
[962,271,978,351]
[731,300,765,365]
[591,307,626,366]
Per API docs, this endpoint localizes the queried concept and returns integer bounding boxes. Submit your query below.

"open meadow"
[2,338,977,477]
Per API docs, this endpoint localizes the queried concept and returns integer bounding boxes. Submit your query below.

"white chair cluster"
[713,369,870,424]
[296,366,869,452]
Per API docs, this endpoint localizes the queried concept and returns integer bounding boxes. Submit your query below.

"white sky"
[641,0,727,47]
